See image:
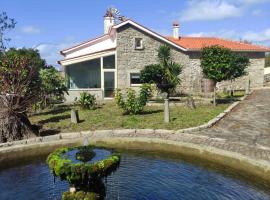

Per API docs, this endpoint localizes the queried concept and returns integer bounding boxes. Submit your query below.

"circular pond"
[0,148,270,200]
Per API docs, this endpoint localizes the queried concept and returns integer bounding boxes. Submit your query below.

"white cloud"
[35,42,74,68]
[188,28,270,46]
[180,0,242,21]
[21,26,41,34]
[179,0,270,21]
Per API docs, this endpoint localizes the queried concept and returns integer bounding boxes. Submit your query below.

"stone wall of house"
[116,25,265,94]
[217,52,265,90]
[186,52,265,92]
[116,25,190,93]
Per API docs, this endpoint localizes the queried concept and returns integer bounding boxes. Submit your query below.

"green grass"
[30,102,229,132]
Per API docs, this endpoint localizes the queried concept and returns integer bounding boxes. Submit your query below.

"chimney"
[104,10,115,34]
[173,21,180,39]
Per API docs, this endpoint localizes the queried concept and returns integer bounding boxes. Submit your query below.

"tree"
[201,45,249,105]
[38,67,68,109]
[4,48,46,70]
[0,12,16,52]
[140,45,182,97]
[228,53,249,96]
[0,52,41,142]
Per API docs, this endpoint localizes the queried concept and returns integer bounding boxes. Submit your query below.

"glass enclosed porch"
[65,54,116,98]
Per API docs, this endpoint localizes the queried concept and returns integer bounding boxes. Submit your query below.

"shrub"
[115,84,152,115]
[78,92,96,110]
[140,45,182,97]
[62,191,99,200]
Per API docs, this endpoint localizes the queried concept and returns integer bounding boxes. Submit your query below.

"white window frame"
[130,72,142,87]
[134,38,144,50]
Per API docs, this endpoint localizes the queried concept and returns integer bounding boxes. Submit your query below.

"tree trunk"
[0,109,37,143]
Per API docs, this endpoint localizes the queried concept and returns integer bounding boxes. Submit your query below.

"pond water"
[0,148,270,200]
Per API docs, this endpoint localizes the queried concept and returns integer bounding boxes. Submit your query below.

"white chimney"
[104,10,115,34]
[173,22,180,39]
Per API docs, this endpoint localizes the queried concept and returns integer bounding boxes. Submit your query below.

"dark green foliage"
[115,84,152,114]
[62,191,99,200]
[38,67,68,108]
[201,45,233,83]
[201,45,249,105]
[76,147,96,163]
[3,48,46,70]
[46,146,121,187]
[140,45,182,96]
[0,12,16,51]
[78,92,97,110]
[201,45,249,83]
[229,53,249,80]
[266,53,270,67]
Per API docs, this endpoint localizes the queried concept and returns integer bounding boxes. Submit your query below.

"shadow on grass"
[216,98,240,104]
[38,114,70,124]
[139,109,163,115]
[39,129,61,136]
[32,105,71,117]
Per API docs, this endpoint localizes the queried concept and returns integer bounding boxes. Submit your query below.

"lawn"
[29,102,229,133]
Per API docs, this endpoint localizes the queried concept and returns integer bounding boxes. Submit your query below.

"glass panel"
[130,73,141,85]
[103,55,115,69]
[66,58,101,89]
[104,72,115,98]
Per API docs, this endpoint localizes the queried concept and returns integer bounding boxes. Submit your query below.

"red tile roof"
[166,36,270,52]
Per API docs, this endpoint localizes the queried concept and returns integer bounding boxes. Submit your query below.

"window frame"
[130,72,142,86]
[134,38,144,50]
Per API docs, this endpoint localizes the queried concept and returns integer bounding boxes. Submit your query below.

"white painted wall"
[65,35,116,59]
[264,67,270,75]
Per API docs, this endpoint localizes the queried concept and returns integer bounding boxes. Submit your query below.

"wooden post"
[245,78,251,95]
[71,109,79,124]
[164,98,170,123]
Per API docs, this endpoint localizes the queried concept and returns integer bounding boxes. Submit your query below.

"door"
[104,72,115,98]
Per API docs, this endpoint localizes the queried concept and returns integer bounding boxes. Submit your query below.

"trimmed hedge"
[47,146,120,186]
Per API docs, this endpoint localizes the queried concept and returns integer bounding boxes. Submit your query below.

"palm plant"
[140,45,182,97]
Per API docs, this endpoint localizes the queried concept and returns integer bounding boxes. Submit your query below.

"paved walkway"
[106,89,270,162]
[180,88,270,161]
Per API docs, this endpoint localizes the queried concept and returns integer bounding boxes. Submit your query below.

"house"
[59,11,270,102]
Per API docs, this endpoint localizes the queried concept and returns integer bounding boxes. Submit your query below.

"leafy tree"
[228,53,249,96]
[38,67,68,109]
[266,53,270,67]
[4,48,46,70]
[140,45,182,97]
[201,45,249,105]
[0,52,41,142]
[0,12,16,52]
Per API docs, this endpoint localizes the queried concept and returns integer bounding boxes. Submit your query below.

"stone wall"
[116,25,265,94]
[65,89,103,103]
[116,25,190,92]
[217,52,265,90]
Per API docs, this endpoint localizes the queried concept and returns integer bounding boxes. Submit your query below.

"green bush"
[62,191,99,200]
[115,84,152,115]
[46,146,121,187]
[78,92,96,110]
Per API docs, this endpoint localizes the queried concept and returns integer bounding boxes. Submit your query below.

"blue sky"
[1,0,270,67]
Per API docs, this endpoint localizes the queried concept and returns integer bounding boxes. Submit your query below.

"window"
[134,38,143,49]
[103,55,115,69]
[130,73,141,85]
[66,58,101,89]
